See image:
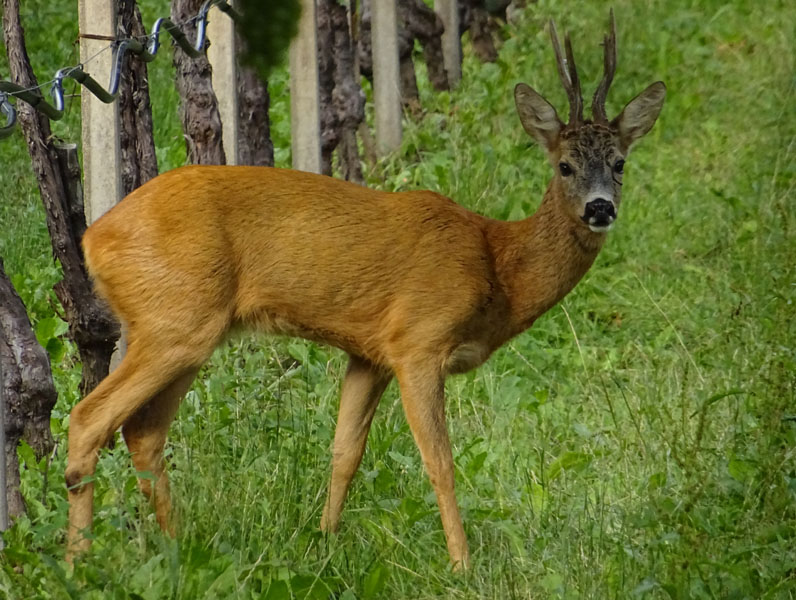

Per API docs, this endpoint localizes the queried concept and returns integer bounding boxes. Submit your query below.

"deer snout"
[582,197,616,232]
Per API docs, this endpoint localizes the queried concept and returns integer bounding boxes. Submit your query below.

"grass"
[1,0,795,597]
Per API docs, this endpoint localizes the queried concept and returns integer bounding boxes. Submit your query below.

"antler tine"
[564,33,584,124]
[549,20,583,126]
[592,9,617,123]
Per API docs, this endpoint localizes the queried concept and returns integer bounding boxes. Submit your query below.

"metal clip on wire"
[0,0,239,139]
[150,0,239,57]
[0,80,65,137]
[0,93,16,140]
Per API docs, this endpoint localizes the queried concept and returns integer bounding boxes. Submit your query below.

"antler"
[549,20,583,126]
[591,9,617,124]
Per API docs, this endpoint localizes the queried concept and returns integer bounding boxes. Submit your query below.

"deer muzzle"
[582,197,616,232]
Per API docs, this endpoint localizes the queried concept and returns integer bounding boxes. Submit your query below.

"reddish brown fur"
[84,166,605,373]
[65,16,665,570]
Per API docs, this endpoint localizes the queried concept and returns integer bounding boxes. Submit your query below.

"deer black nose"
[582,198,617,231]
[584,198,616,220]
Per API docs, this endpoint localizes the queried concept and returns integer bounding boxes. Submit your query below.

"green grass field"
[1,0,794,597]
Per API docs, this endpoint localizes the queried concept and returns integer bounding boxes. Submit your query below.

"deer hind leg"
[395,365,470,570]
[121,368,199,536]
[65,339,215,562]
[321,355,391,533]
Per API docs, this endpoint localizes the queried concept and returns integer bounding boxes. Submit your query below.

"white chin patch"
[588,222,614,233]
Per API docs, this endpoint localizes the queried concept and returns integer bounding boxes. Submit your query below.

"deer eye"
[559,162,573,177]
[614,159,625,174]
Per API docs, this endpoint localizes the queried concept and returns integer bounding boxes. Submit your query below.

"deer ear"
[612,81,666,152]
[515,83,563,153]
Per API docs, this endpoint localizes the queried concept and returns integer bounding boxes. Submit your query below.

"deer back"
[82,166,507,368]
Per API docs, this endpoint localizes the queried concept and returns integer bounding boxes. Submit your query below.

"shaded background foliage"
[235,0,302,78]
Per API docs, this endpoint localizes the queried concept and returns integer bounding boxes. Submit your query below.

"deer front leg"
[395,365,470,570]
[321,356,391,533]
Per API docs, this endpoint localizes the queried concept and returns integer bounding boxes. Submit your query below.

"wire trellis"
[0,0,240,140]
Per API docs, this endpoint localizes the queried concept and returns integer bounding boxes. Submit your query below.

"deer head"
[514,11,666,233]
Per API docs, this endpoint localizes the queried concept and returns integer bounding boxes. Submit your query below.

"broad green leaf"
[362,563,389,599]
[546,451,591,482]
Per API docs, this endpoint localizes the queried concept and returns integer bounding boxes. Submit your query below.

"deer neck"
[489,181,606,337]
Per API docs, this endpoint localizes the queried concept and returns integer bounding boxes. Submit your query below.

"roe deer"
[65,12,665,568]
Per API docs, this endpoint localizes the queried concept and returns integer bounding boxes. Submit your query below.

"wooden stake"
[371,0,402,154]
[78,0,122,224]
[207,0,239,165]
[289,0,321,173]
[436,0,461,87]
